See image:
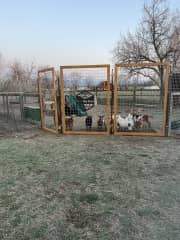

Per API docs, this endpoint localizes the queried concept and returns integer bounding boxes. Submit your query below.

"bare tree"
[113,0,180,102]
[69,72,81,94]
[7,60,36,91]
[85,75,95,90]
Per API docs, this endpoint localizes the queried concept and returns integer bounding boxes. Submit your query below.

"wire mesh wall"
[38,68,59,133]
[114,63,170,136]
[0,92,39,121]
[0,93,23,121]
[168,73,180,136]
[60,65,111,134]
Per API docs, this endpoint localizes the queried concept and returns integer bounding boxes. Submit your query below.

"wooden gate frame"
[38,67,59,134]
[60,64,111,135]
[114,62,170,136]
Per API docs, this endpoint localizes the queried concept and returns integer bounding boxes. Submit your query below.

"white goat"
[113,113,134,130]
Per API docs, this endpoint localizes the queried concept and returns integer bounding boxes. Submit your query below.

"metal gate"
[60,65,111,135]
[113,62,170,136]
[38,68,59,133]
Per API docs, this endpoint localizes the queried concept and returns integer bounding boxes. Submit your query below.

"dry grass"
[0,129,180,239]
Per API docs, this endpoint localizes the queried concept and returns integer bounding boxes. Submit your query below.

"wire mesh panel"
[60,65,110,135]
[5,94,23,121]
[169,92,180,136]
[23,93,40,123]
[38,68,59,133]
[114,63,170,136]
[168,73,180,136]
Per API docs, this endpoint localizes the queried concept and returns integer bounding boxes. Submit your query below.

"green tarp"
[65,95,87,117]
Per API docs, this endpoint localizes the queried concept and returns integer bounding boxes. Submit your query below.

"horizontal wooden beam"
[42,127,59,134]
[0,92,39,97]
[60,64,110,69]
[63,130,110,135]
[38,67,54,73]
[0,92,24,96]
[114,131,164,137]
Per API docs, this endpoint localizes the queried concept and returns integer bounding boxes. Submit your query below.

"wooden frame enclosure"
[38,67,59,134]
[114,62,170,136]
[60,64,111,135]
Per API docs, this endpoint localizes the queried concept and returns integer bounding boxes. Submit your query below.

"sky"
[0,0,180,68]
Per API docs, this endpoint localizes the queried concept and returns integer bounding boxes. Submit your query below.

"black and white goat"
[116,113,134,130]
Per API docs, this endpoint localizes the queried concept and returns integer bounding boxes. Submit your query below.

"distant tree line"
[0,55,39,92]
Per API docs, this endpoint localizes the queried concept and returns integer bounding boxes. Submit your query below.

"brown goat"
[141,114,151,129]
[65,116,73,130]
[133,113,152,130]
[97,115,105,129]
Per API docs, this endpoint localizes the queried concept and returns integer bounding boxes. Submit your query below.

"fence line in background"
[0,92,39,121]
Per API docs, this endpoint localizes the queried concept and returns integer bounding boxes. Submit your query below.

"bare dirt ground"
[0,118,180,240]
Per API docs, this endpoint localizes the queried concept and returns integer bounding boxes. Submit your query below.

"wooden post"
[52,69,59,131]
[162,64,170,136]
[106,65,111,134]
[94,87,97,106]
[113,65,118,134]
[6,94,9,122]
[133,86,136,108]
[19,94,24,121]
[110,69,114,134]
[168,93,173,136]
[2,95,6,114]
[60,66,66,134]
[38,68,59,133]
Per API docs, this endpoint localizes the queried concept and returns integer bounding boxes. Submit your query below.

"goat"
[97,115,106,130]
[140,114,151,129]
[118,113,134,130]
[133,113,152,129]
[113,113,134,130]
[133,113,143,129]
[85,116,93,130]
[65,116,73,130]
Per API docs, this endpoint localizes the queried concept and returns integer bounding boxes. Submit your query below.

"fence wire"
[60,65,110,134]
